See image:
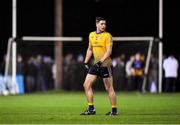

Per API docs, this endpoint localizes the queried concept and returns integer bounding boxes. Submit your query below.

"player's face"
[96,20,106,33]
[135,53,141,61]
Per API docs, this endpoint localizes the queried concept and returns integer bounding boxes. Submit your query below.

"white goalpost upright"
[158,0,163,93]
[7,0,18,94]
[2,0,18,95]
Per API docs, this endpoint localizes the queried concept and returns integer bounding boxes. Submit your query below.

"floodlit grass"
[0,91,180,124]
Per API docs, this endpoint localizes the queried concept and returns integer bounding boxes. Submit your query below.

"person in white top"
[125,55,134,91]
[163,55,179,92]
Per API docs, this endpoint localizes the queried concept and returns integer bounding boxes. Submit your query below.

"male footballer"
[80,17,118,116]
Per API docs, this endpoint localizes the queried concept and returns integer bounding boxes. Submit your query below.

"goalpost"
[2,0,163,95]
[4,36,162,94]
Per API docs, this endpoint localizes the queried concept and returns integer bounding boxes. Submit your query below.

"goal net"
[2,36,162,94]
[112,37,161,93]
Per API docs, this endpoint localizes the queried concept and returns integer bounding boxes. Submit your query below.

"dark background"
[0,0,180,61]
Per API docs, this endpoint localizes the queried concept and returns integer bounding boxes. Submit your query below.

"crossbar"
[22,36,83,41]
[113,37,154,41]
[21,36,154,42]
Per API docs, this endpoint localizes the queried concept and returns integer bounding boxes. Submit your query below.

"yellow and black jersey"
[132,60,145,76]
[89,31,113,66]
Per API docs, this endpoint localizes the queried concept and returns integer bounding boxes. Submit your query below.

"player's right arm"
[84,43,92,64]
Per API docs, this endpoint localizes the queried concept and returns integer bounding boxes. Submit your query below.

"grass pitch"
[0,91,180,124]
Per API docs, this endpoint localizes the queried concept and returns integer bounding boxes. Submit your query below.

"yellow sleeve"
[89,32,92,46]
[106,33,113,46]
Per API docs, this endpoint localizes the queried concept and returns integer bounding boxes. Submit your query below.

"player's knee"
[106,86,114,93]
[83,81,92,90]
[105,86,109,92]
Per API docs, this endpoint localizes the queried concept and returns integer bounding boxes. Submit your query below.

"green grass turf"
[0,91,180,124]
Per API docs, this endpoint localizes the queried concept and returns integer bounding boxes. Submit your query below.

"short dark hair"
[96,17,106,23]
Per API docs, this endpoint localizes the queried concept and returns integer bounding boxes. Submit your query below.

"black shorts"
[88,65,113,78]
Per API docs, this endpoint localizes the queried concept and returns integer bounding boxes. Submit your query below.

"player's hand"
[94,61,102,68]
[83,63,89,71]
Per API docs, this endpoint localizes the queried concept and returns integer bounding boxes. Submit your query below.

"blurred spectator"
[131,53,145,91]
[17,54,25,75]
[75,54,86,90]
[43,56,54,89]
[163,55,179,92]
[25,57,36,93]
[148,55,158,93]
[63,53,76,90]
[113,54,125,91]
[52,64,56,82]
[125,55,134,91]
[17,54,25,94]
[77,54,84,63]
[35,55,47,92]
